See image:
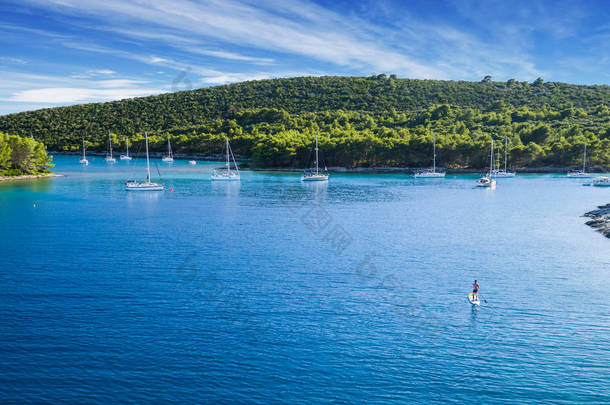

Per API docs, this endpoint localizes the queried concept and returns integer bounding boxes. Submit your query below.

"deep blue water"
[1,156,609,403]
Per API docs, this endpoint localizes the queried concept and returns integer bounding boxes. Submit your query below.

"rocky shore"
[584,204,610,239]
[0,173,62,182]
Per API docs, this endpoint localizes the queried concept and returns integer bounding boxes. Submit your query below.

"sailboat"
[211,136,240,181]
[414,133,445,178]
[125,132,164,191]
[79,138,89,165]
[567,143,592,177]
[476,139,497,188]
[162,137,174,162]
[591,176,610,187]
[105,131,116,162]
[491,137,515,177]
[301,132,329,181]
[120,136,132,160]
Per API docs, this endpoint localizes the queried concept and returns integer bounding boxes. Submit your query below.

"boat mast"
[504,136,508,173]
[145,132,151,182]
[433,133,436,173]
[315,132,319,175]
[168,137,172,158]
[490,139,494,178]
[108,131,113,158]
[82,138,86,158]
[225,137,230,174]
[126,137,130,157]
[583,143,587,173]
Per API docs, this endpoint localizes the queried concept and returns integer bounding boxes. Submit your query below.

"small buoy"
[170,188,174,192]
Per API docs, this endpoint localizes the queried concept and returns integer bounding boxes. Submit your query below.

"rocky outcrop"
[584,204,610,238]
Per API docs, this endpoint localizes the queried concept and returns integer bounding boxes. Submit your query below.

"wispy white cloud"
[17,0,444,78]
[9,86,164,103]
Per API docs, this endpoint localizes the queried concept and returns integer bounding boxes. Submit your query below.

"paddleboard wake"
[468,292,481,306]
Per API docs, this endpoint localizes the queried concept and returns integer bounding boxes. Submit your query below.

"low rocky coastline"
[0,173,62,182]
[584,204,610,239]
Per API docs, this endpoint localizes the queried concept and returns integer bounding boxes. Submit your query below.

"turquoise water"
[1,156,609,403]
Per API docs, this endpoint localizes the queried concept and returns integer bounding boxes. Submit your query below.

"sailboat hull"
[301,174,329,181]
[125,182,164,191]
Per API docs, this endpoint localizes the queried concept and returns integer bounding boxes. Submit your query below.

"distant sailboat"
[211,136,240,181]
[301,132,329,181]
[414,133,445,178]
[476,139,497,188]
[120,136,132,160]
[162,137,174,162]
[567,143,591,178]
[79,138,88,165]
[125,132,164,191]
[105,131,116,163]
[491,137,515,177]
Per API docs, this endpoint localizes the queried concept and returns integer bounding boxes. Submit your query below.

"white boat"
[476,139,497,188]
[211,136,240,181]
[120,136,132,160]
[161,137,174,162]
[414,133,445,178]
[592,176,610,187]
[302,133,329,181]
[491,136,516,177]
[126,131,164,191]
[188,160,197,165]
[105,131,116,163]
[79,138,89,165]
[567,143,592,177]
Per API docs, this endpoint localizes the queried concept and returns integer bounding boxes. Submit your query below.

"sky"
[1,0,609,115]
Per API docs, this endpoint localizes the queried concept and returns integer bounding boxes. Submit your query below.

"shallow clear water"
[1,156,609,403]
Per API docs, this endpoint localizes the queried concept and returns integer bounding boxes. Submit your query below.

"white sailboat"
[105,131,116,163]
[211,136,240,181]
[162,137,174,162]
[591,176,610,187]
[476,139,497,188]
[567,143,591,177]
[79,138,89,165]
[414,133,445,178]
[302,132,329,181]
[126,131,164,191]
[492,136,516,177]
[120,136,132,160]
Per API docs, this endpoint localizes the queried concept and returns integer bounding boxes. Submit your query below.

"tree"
[482,75,492,83]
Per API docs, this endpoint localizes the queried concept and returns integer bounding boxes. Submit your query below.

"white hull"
[162,157,174,163]
[120,155,132,160]
[125,181,164,191]
[492,170,515,178]
[567,172,592,178]
[592,177,610,187]
[476,177,496,188]
[212,170,240,181]
[105,157,116,163]
[79,158,89,165]
[301,174,329,181]
[189,160,197,165]
[414,171,445,178]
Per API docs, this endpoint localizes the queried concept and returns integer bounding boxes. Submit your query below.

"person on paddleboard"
[472,280,479,300]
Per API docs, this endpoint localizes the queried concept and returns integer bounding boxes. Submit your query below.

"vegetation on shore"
[0,76,608,169]
[0,132,53,176]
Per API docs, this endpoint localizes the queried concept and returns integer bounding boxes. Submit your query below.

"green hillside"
[0,75,609,169]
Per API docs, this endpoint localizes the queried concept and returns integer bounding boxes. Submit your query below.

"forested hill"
[1,75,609,169]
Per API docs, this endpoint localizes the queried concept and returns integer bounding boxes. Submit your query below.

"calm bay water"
[1,156,609,403]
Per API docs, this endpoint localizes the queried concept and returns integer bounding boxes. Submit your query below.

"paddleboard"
[468,292,480,306]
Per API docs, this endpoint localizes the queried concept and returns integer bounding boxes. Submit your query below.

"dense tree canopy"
[0,76,608,169]
[0,132,53,176]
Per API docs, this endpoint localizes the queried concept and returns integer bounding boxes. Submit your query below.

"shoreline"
[49,153,608,174]
[0,173,62,182]
[584,204,610,239]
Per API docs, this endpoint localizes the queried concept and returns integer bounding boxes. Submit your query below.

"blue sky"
[1,0,609,115]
